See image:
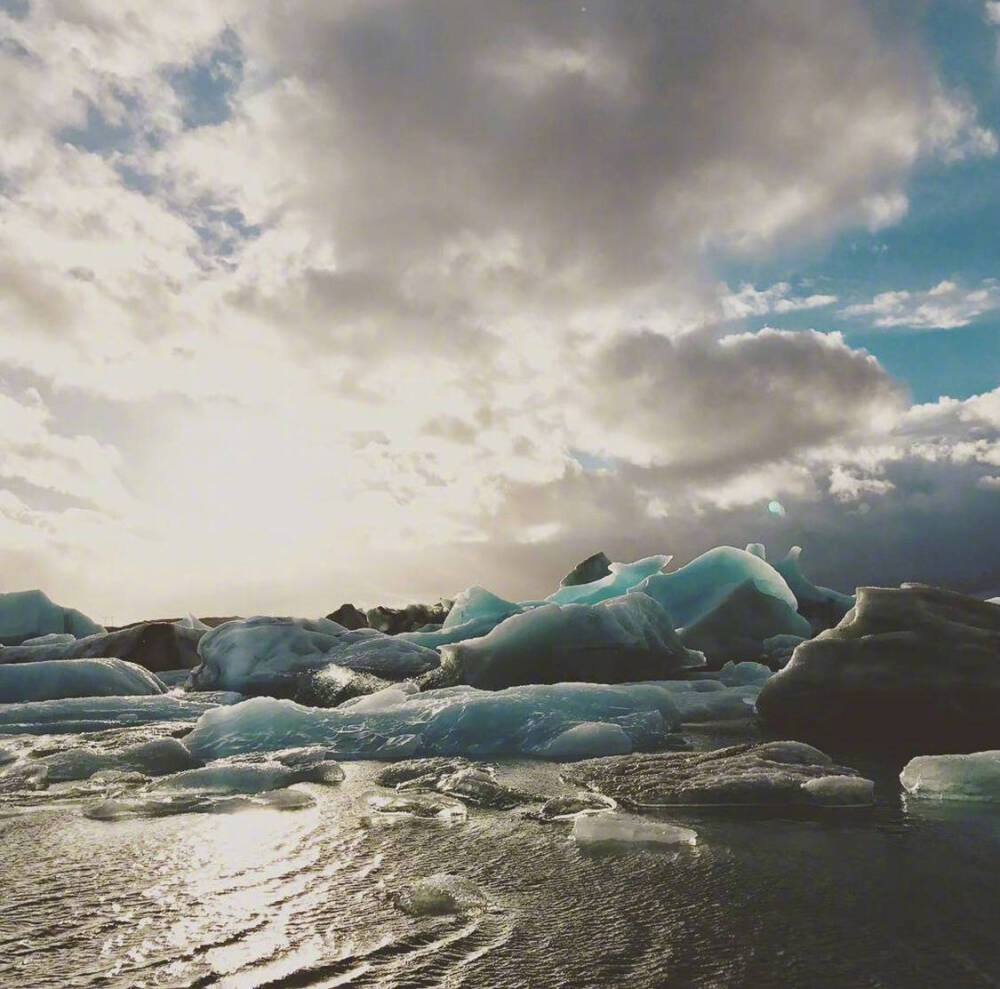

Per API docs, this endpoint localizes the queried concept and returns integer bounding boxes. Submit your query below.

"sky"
[1,0,999,623]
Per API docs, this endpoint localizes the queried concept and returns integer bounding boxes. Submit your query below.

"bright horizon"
[2,1,999,625]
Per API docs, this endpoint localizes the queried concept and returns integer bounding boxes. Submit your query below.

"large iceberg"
[439,592,705,689]
[756,584,1000,750]
[564,741,874,808]
[0,621,204,673]
[632,546,811,665]
[0,589,104,646]
[182,681,695,761]
[0,658,166,703]
[900,752,1000,802]
[546,555,672,606]
[187,616,440,695]
[182,674,772,763]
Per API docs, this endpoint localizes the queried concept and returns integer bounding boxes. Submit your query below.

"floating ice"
[537,722,632,760]
[20,633,76,646]
[546,555,672,606]
[147,761,331,795]
[900,752,1000,802]
[364,792,468,821]
[632,547,810,663]
[0,692,242,735]
[565,741,874,809]
[572,814,697,847]
[531,792,617,822]
[13,737,197,785]
[188,617,440,695]
[0,589,104,646]
[182,681,694,762]
[0,658,166,703]
[441,592,704,690]
[801,775,875,806]
[393,874,489,916]
[83,786,317,820]
[634,547,797,627]
[708,661,773,687]
[771,545,855,628]
[757,584,1000,749]
[398,587,525,650]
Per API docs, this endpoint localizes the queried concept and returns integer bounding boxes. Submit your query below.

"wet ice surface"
[3,720,1000,987]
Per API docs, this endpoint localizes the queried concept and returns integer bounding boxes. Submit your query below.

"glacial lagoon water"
[3,720,999,989]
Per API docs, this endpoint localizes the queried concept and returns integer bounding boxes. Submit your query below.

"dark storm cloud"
[582,327,904,473]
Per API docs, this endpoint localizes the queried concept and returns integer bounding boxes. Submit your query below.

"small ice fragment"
[572,813,697,847]
[801,775,874,806]
[393,873,489,916]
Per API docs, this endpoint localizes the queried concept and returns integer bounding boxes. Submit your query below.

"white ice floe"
[572,813,697,847]
[901,752,1000,802]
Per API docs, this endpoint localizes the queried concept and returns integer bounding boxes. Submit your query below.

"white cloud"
[0,2,996,617]
[719,282,838,320]
[840,279,1000,329]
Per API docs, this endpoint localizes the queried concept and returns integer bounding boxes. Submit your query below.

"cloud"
[720,282,838,320]
[840,279,1000,329]
[575,328,904,473]
[0,2,997,617]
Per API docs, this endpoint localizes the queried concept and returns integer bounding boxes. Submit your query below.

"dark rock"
[560,552,612,588]
[366,602,452,634]
[326,604,369,630]
[0,622,204,673]
[756,584,1000,752]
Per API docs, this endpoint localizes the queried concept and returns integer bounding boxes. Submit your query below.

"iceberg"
[0,589,104,646]
[900,752,1000,802]
[632,547,810,664]
[771,545,855,630]
[564,741,874,809]
[546,555,671,606]
[440,592,705,690]
[397,586,525,650]
[756,584,1000,750]
[572,814,697,847]
[188,617,440,695]
[0,658,166,703]
[0,691,242,735]
[182,681,693,762]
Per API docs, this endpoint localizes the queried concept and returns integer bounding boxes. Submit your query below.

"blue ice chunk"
[0,692,242,734]
[0,658,166,703]
[634,546,798,628]
[441,592,705,689]
[546,555,672,606]
[0,589,104,646]
[182,681,694,762]
[772,545,855,614]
